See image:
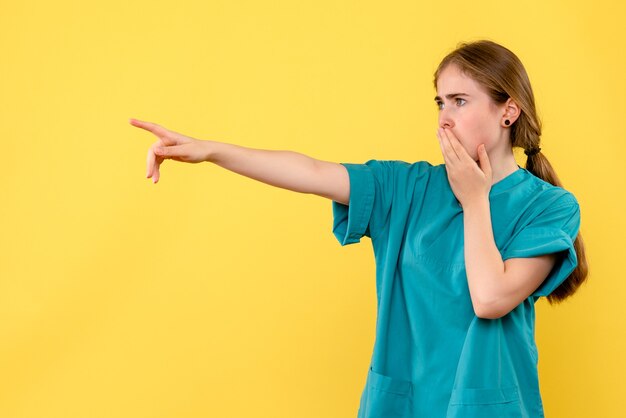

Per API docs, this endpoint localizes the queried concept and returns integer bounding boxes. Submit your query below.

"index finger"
[129,118,169,137]
[439,127,460,162]
[443,128,473,163]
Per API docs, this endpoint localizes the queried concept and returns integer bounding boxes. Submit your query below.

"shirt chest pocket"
[406,212,465,266]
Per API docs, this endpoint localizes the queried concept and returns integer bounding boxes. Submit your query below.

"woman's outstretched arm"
[129,118,350,205]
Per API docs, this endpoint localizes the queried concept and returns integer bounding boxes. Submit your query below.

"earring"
[504,119,511,126]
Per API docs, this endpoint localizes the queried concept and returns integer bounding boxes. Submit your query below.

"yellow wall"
[1,1,623,417]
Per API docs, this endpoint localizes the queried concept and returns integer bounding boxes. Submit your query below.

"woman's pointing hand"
[129,118,208,183]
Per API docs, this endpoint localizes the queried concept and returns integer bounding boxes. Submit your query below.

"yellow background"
[1,0,624,417]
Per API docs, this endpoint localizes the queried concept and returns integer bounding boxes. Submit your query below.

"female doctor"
[131,39,588,418]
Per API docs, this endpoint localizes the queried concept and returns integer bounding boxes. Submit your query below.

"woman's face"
[435,64,505,162]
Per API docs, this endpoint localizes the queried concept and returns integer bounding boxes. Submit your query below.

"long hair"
[433,40,588,305]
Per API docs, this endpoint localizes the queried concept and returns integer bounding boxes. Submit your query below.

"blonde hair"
[434,40,588,304]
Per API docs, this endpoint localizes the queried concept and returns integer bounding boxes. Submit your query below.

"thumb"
[477,144,492,177]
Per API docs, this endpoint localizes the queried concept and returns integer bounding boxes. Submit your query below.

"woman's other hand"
[437,127,493,207]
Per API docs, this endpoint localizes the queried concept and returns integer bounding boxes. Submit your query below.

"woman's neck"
[488,146,520,186]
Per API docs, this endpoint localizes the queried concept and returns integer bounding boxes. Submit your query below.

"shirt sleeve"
[500,193,581,298]
[331,160,396,246]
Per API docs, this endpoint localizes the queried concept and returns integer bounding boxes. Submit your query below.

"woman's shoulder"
[521,169,579,207]
[362,158,434,168]
[349,159,441,191]
[361,159,440,177]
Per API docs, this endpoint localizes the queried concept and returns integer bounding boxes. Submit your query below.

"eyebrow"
[434,93,470,101]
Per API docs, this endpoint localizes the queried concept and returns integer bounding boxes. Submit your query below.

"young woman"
[130,40,588,418]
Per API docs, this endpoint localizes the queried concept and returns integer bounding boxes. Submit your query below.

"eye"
[435,98,466,110]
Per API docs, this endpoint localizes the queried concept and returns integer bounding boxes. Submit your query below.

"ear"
[502,98,521,125]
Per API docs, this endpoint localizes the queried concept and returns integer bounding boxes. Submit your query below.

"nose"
[439,110,454,129]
